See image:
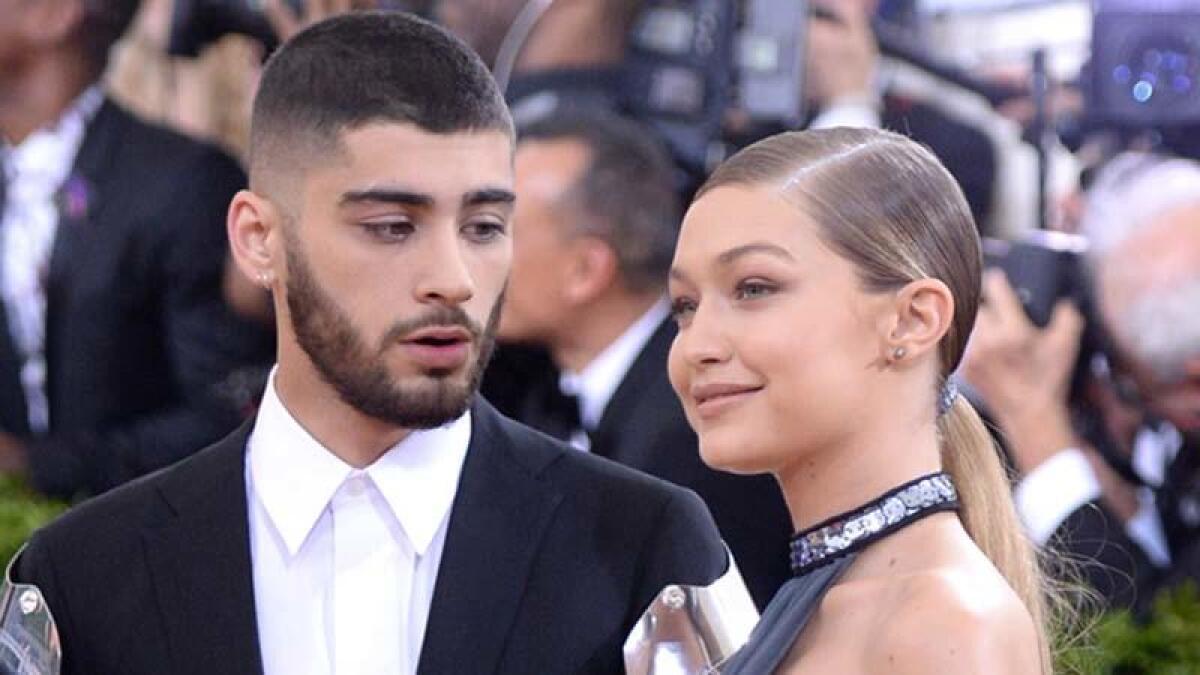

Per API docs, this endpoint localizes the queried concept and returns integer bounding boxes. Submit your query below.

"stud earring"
[891,346,907,361]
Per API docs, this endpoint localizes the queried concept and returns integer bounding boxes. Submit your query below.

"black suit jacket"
[0,98,273,498]
[14,398,727,674]
[1053,433,1200,615]
[520,319,793,610]
[1051,499,1156,611]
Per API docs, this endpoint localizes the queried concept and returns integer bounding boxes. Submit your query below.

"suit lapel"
[45,99,120,298]
[143,423,264,675]
[590,318,675,462]
[417,400,564,674]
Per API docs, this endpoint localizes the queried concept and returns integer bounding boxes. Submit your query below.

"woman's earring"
[891,346,907,362]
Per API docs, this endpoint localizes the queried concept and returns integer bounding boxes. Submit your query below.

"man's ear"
[881,278,955,365]
[227,190,284,291]
[562,236,618,306]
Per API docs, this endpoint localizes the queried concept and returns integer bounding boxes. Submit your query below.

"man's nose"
[414,231,475,305]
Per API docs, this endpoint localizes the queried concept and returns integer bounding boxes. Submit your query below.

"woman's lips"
[691,383,763,420]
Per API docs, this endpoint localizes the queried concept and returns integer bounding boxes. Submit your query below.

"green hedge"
[1060,583,1200,674]
[0,477,66,571]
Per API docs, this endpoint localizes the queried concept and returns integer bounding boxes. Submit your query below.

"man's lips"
[402,326,472,345]
[399,326,473,369]
[690,382,763,419]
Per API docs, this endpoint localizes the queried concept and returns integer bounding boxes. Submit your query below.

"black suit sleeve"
[627,487,729,624]
[25,148,271,498]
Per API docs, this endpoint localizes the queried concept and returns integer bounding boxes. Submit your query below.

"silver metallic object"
[0,546,60,675]
[624,548,759,674]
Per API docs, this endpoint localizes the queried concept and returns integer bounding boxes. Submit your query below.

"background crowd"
[3,0,1199,655]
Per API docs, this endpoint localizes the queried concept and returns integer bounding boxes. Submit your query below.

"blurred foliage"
[1060,583,1200,674]
[0,477,66,570]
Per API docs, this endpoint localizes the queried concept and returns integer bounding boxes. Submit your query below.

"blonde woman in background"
[666,127,1050,673]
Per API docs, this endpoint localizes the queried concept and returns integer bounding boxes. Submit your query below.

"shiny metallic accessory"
[0,546,60,674]
[624,548,759,674]
[789,472,958,577]
[937,380,960,417]
[891,346,906,361]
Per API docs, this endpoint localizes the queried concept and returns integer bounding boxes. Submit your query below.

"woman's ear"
[883,279,955,364]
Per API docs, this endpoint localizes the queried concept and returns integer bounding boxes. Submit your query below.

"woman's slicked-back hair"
[249,11,513,187]
[698,128,981,377]
[698,128,1054,674]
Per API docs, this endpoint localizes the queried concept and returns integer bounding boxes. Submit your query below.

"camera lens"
[1113,32,1200,109]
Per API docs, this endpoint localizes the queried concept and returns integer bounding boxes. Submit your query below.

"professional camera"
[1087,0,1200,130]
[982,232,1153,485]
[621,0,810,178]
[982,232,1090,329]
[168,0,430,56]
[981,230,1111,391]
[1061,0,1200,161]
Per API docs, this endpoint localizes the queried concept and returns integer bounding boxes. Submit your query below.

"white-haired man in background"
[963,152,1200,611]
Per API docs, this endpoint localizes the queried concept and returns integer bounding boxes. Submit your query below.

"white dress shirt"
[558,298,671,451]
[0,86,103,432]
[246,372,470,674]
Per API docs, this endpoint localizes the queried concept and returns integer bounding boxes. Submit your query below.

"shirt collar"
[248,369,471,558]
[559,297,670,429]
[3,85,103,183]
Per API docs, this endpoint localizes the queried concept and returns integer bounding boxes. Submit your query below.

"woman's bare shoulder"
[863,567,1042,674]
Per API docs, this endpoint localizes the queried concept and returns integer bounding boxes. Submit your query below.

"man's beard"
[284,235,500,429]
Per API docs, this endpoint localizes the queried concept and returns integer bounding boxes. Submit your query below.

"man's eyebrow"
[336,188,516,209]
[716,242,796,265]
[463,188,516,208]
[339,188,434,208]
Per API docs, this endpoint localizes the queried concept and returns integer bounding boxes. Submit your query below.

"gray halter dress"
[721,472,959,674]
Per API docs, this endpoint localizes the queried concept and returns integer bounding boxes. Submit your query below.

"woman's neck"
[776,416,944,534]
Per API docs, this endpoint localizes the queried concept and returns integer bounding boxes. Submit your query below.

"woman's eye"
[735,279,775,300]
[669,297,697,325]
[463,220,507,243]
[364,220,414,241]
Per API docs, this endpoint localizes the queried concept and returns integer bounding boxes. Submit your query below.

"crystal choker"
[789,472,959,577]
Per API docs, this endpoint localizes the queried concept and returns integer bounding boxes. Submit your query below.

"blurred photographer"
[962,152,1200,610]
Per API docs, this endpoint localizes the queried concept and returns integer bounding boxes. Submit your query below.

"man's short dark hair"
[249,11,514,191]
[520,110,680,293]
[80,0,141,71]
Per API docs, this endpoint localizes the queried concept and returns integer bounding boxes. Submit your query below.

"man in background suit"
[963,152,1200,611]
[16,13,726,674]
[496,110,792,609]
[0,0,273,498]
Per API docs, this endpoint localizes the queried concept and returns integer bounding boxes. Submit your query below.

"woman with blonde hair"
[667,127,1049,673]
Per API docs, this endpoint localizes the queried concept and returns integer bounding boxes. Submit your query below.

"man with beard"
[13,12,727,675]
[964,152,1200,611]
